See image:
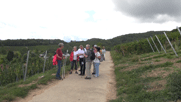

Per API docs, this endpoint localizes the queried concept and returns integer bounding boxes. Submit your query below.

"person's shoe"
[79,74,83,76]
[85,77,91,79]
[75,71,78,74]
[94,75,98,78]
[69,71,72,74]
[92,73,95,75]
[56,77,62,80]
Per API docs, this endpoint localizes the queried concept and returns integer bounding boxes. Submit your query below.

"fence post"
[164,32,178,56]
[43,50,47,73]
[177,26,181,36]
[150,36,160,53]
[147,38,155,53]
[155,35,166,54]
[24,50,30,81]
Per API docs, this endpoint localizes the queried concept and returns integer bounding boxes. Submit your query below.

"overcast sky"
[0,0,181,42]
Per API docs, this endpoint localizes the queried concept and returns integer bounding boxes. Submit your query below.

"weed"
[176,60,181,63]
[155,59,160,62]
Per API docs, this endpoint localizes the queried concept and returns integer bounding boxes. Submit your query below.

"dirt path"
[18,51,117,102]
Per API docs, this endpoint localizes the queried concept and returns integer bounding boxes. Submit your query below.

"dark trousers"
[79,58,86,75]
[71,60,77,70]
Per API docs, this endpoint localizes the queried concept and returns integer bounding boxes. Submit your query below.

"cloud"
[0,0,181,41]
[113,0,181,23]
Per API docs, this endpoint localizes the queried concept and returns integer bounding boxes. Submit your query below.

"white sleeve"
[98,52,101,57]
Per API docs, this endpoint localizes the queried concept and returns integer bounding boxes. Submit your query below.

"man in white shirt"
[77,45,86,76]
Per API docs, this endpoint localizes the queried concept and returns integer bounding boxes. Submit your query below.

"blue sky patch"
[85,10,96,22]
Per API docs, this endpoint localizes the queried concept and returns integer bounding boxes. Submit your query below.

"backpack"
[90,50,95,61]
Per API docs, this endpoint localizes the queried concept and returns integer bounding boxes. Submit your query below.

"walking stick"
[62,50,68,80]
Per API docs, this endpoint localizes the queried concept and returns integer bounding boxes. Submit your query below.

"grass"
[0,64,71,102]
[155,59,160,62]
[110,50,179,102]
[176,60,181,63]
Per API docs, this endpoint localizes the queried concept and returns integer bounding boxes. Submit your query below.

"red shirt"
[56,48,63,60]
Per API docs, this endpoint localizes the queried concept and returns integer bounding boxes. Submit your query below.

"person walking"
[69,46,79,74]
[94,47,101,77]
[102,46,106,61]
[84,44,92,79]
[56,43,65,80]
[92,45,97,75]
[77,45,86,76]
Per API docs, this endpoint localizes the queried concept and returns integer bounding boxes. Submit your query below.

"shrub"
[6,51,14,61]
[131,56,139,62]
[167,72,181,101]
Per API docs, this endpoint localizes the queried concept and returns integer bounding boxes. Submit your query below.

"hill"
[0,30,172,54]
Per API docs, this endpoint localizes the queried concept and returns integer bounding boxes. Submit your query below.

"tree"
[7,51,14,61]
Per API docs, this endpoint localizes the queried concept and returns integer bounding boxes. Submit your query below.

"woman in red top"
[56,43,64,80]
[69,46,79,74]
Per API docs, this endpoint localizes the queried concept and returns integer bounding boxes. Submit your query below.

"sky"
[0,0,181,42]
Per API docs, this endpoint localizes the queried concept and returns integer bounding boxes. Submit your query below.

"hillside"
[0,31,166,49]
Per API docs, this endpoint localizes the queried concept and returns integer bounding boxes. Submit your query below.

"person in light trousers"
[94,47,101,77]
[84,44,92,79]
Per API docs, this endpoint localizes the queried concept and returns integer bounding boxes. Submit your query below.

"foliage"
[167,72,181,101]
[113,27,181,56]
[110,51,176,102]
[6,51,14,61]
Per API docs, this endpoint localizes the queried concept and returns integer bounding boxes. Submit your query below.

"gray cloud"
[113,0,181,23]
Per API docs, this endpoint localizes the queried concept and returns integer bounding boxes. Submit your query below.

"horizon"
[1,0,181,42]
[0,28,172,42]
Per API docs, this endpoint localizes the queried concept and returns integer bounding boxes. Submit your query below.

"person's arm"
[96,53,101,59]
[57,54,62,59]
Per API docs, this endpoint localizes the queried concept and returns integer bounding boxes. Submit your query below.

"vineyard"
[114,27,181,56]
[110,27,181,102]
[0,49,71,86]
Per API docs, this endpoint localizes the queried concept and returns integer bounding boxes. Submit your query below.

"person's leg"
[94,63,98,77]
[97,63,100,77]
[75,60,78,74]
[79,58,83,75]
[79,58,82,72]
[88,62,92,78]
[93,62,96,74]
[85,62,89,77]
[70,61,74,74]
[56,60,61,78]
[83,58,86,75]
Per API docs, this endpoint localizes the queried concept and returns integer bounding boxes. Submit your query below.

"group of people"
[54,43,106,80]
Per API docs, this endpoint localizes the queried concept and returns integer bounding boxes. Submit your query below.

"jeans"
[56,60,62,78]
[86,62,92,78]
[71,60,77,70]
[94,63,100,77]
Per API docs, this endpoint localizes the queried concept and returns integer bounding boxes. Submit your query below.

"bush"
[6,51,14,61]
[167,72,181,101]
[131,56,139,62]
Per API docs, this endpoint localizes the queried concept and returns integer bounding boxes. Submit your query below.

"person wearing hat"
[56,43,65,80]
